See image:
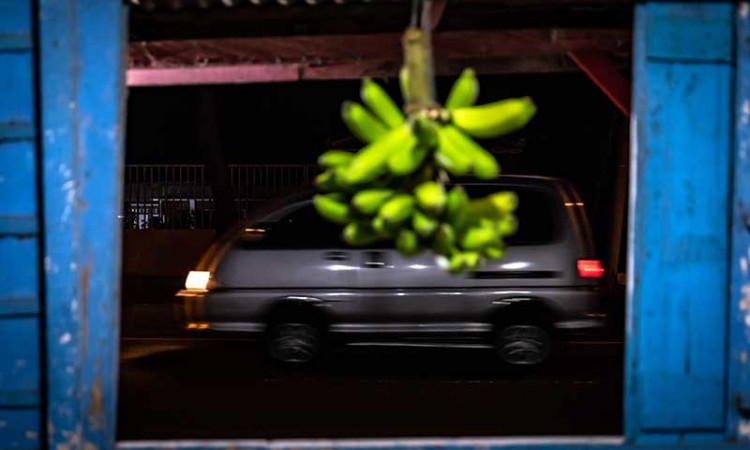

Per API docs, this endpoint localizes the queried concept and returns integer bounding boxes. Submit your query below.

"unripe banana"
[352,189,395,215]
[451,97,536,139]
[313,194,351,225]
[483,244,504,260]
[444,185,470,229]
[462,251,481,270]
[460,224,498,251]
[387,144,428,176]
[488,192,518,214]
[448,252,465,274]
[435,125,471,176]
[318,150,354,169]
[342,101,389,143]
[396,229,420,256]
[496,215,518,237]
[432,224,456,256]
[442,125,499,180]
[414,115,438,148]
[361,78,405,129]
[378,194,415,226]
[344,124,416,185]
[412,210,438,238]
[342,222,380,246]
[414,181,447,216]
[372,215,396,238]
[315,171,336,192]
[445,68,479,110]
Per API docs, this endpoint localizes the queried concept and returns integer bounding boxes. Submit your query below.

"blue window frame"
[0,1,747,449]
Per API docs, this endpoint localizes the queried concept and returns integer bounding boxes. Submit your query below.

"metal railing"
[123,164,318,230]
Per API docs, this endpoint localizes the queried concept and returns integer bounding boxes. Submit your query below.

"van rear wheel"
[494,324,552,366]
[266,322,322,365]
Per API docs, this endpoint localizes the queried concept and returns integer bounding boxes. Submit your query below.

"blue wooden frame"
[39,1,127,450]
[0,0,742,449]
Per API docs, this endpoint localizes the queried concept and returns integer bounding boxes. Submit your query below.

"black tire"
[266,321,323,365]
[493,323,553,367]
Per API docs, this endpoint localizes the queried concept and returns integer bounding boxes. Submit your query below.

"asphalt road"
[117,336,623,440]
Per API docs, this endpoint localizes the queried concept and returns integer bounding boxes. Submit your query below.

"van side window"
[262,203,344,249]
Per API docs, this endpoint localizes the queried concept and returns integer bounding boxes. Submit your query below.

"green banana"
[344,124,416,185]
[387,144,428,176]
[442,125,499,180]
[315,171,335,191]
[414,181,447,216]
[313,194,351,225]
[372,215,396,238]
[361,78,405,129]
[444,185,469,225]
[432,224,456,256]
[342,222,380,246]
[435,125,472,176]
[352,189,395,215]
[462,251,481,270]
[342,101,389,143]
[451,97,536,139]
[413,115,438,148]
[396,229,420,256]
[488,192,518,214]
[445,68,479,110]
[378,194,415,226]
[496,215,518,237]
[318,150,354,169]
[448,252,465,274]
[412,210,438,238]
[483,244,504,260]
[460,224,498,251]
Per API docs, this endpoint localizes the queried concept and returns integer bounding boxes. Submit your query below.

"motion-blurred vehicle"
[177,176,605,366]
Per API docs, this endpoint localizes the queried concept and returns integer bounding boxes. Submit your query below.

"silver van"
[177,176,605,366]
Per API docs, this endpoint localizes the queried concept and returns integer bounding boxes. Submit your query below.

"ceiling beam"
[129,28,629,68]
[127,55,599,86]
[127,28,630,86]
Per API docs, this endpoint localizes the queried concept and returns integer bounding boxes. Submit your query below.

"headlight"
[185,271,211,291]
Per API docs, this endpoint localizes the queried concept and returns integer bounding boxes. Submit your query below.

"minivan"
[177,176,605,366]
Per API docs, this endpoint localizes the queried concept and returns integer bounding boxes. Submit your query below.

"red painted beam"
[126,55,587,86]
[129,29,630,69]
[567,50,631,117]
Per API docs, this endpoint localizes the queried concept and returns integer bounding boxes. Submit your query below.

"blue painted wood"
[0,1,31,52]
[0,238,38,316]
[0,2,40,449]
[0,53,33,126]
[0,142,37,228]
[0,409,40,450]
[0,317,39,407]
[40,1,127,449]
[727,1,750,442]
[646,3,733,62]
[627,1,734,441]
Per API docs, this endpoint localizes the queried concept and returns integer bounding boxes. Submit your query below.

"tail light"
[577,260,604,278]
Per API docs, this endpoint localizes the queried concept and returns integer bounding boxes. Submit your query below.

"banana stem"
[402,25,437,113]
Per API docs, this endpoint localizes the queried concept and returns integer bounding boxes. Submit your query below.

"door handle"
[364,251,387,268]
[324,251,349,261]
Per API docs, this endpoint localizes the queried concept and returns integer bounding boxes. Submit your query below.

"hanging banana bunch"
[313,67,536,273]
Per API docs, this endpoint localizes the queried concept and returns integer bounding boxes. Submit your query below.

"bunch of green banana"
[313,69,536,273]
